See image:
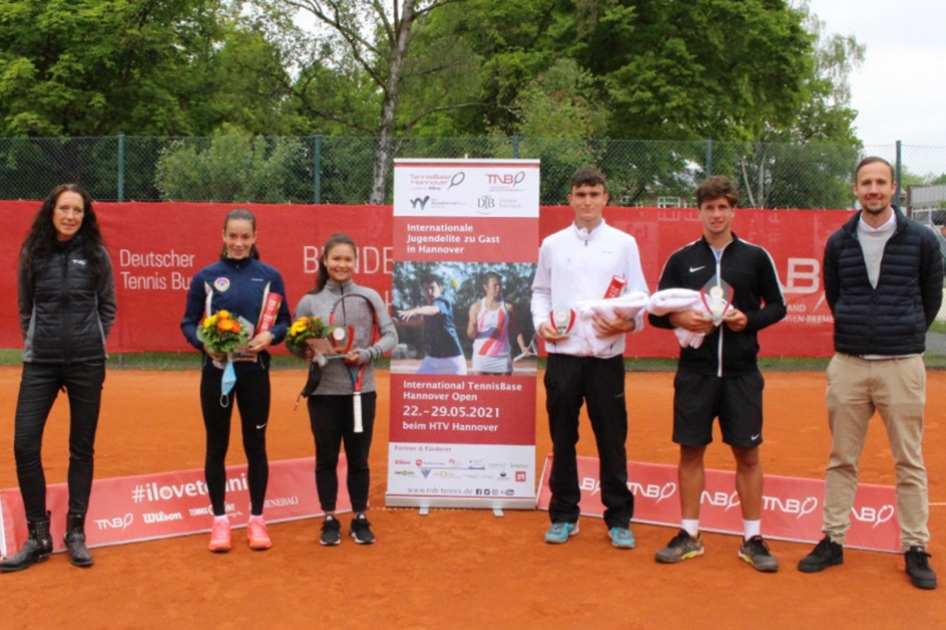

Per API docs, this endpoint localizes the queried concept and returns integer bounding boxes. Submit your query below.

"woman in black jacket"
[0,184,117,573]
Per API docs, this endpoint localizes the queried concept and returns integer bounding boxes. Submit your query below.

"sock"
[744,519,761,540]
[249,514,264,524]
[682,519,700,538]
[213,514,229,524]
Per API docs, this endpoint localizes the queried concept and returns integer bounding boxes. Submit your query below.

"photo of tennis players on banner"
[391,261,537,376]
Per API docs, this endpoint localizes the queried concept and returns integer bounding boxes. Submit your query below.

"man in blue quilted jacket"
[798,156,944,590]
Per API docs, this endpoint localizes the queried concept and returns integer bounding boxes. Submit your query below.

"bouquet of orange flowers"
[286,316,335,357]
[196,310,251,354]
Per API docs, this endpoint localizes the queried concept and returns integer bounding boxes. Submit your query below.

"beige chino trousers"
[822,353,929,550]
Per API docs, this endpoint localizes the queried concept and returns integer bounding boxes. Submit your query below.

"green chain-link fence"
[4,135,946,209]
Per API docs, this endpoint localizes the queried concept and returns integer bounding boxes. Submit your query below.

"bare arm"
[397,305,441,320]
[467,301,481,339]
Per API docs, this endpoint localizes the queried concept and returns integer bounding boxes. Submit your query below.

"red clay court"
[1,367,944,629]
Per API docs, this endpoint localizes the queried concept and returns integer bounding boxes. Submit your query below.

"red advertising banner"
[386,159,540,509]
[0,200,854,357]
[0,201,394,353]
[0,457,349,556]
[536,455,900,553]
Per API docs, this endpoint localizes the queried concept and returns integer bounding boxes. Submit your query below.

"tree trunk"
[369,0,417,204]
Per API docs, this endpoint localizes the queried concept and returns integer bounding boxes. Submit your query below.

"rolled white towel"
[646,288,702,315]
[646,288,709,349]
[575,291,650,321]
[571,291,650,354]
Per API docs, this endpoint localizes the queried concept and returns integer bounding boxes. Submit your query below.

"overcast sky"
[807,0,946,149]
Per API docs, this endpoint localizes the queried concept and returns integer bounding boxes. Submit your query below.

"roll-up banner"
[385,160,540,509]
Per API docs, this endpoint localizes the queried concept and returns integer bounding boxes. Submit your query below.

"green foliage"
[155,126,309,203]
[712,2,864,209]
[420,0,813,143]
[0,0,293,138]
[402,0,862,207]
[0,0,873,207]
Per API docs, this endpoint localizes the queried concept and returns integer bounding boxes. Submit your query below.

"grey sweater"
[293,280,397,395]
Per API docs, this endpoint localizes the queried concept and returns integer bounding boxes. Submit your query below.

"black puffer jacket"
[18,237,117,363]
[824,207,943,355]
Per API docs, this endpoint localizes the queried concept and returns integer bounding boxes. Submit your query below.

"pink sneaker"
[208,518,231,553]
[247,517,272,551]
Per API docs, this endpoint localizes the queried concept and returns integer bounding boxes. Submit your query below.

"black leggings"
[307,392,376,513]
[200,366,270,516]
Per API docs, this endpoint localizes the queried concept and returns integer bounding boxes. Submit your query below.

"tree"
[417,0,814,141]
[155,125,309,202]
[257,0,472,203]
[725,2,865,208]
[0,0,212,136]
[488,59,609,203]
[0,0,299,198]
[409,0,840,205]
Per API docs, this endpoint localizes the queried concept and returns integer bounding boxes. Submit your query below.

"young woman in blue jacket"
[181,209,291,553]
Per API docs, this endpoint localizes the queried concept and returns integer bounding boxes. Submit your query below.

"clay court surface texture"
[1,366,944,629]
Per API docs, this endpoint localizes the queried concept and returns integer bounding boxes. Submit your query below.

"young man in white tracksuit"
[531,168,649,549]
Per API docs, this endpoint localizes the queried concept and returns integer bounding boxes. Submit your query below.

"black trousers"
[200,366,270,517]
[544,354,634,529]
[14,361,106,522]
[307,392,376,513]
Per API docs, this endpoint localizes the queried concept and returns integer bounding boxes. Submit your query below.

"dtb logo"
[478,196,495,210]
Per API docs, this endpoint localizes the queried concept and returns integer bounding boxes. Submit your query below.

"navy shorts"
[672,368,764,448]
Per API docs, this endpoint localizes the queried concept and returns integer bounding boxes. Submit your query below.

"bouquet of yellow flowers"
[196,310,251,354]
[287,316,336,409]
[286,316,335,357]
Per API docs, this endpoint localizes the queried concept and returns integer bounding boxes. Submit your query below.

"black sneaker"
[797,535,843,573]
[350,513,375,545]
[905,546,937,590]
[320,515,341,546]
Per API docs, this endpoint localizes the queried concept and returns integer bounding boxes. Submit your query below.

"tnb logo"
[702,490,741,512]
[486,171,526,186]
[410,196,430,210]
[782,257,820,294]
[851,504,895,529]
[94,513,134,531]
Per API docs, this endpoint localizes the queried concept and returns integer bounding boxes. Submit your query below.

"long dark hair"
[23,184,106,270]
[313,232,357,293]
[220,208,261,259]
